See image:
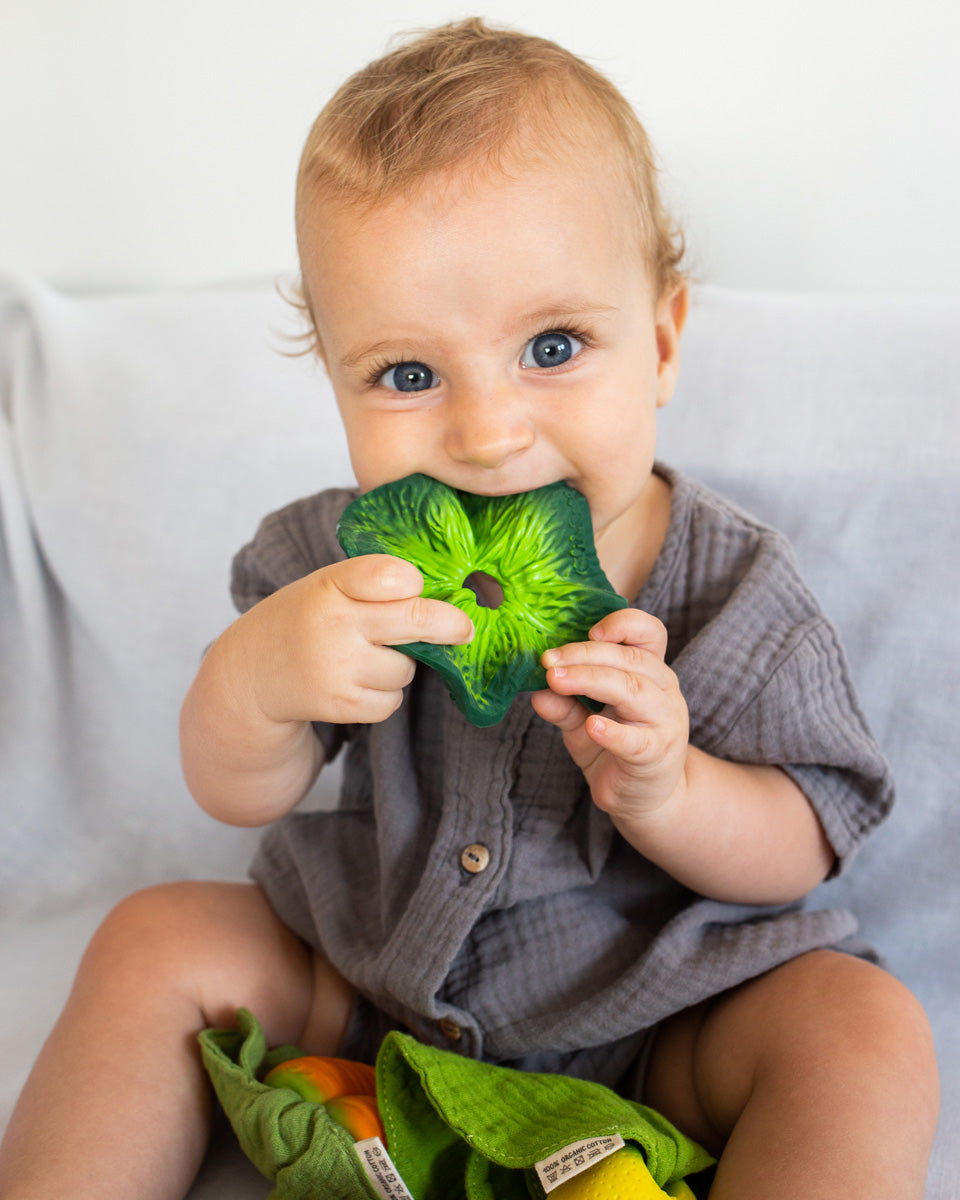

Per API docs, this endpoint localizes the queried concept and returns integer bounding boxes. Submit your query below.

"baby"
[0,18,939,1199]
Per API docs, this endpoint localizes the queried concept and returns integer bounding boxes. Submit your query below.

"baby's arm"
[531,608,833,904]
[180,554,473,827]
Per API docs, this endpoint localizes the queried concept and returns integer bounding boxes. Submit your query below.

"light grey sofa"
[1,276,957,1196]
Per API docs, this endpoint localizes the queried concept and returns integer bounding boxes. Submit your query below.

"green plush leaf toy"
[336,474,628,726]
[199,1009,715,1200]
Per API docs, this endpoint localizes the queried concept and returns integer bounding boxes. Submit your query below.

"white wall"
[1,0,957,295]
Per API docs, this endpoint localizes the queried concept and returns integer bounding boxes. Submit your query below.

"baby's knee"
[83,881,298,1003]
[806,952,932,1050]
[771,952,939,1114]
[78,882,330,1044]
[690,951,938,1148]
[81,882,224,986]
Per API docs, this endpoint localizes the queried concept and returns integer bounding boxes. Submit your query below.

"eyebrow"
[521,301,619,327]
[340,339,414,373]
[338,300,618,373]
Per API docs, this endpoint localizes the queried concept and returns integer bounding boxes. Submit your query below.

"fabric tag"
[535,1132,626,1193]
[353,1137,415,1200]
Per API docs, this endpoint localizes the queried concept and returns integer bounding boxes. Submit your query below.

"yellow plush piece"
[551,1145,698,1199]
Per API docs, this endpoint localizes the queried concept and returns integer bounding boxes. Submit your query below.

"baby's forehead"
[301,135,643,257]
[299,159,655,352]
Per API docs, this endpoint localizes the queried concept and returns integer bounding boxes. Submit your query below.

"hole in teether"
[463,571,505,609]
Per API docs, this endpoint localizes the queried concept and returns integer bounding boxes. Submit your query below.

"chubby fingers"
[332,553,425,602]
[530,685,587,733]
[542,643,675,711]
[542,610,673,712]
[330,554,475,646]
[588,607,668,658]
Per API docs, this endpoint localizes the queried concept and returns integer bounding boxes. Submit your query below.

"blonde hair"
[290,18,685,350]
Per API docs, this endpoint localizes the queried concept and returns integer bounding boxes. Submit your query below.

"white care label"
[353,1137,415,1200]
[535,1132,626,1193]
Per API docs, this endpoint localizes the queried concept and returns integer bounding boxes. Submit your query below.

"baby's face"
[299,150,685,589]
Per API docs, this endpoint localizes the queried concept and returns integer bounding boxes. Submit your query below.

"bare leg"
[645,950,939,1199]
[0,882,354,1200]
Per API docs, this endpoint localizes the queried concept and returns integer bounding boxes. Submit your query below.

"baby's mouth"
[438,474,580,501]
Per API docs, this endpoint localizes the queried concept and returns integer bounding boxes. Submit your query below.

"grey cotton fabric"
[234,465,893,1090]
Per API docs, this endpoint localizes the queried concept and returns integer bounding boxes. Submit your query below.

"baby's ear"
[655,284,688,408]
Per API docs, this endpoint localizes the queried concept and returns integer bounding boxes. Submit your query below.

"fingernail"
[542,649,559,667]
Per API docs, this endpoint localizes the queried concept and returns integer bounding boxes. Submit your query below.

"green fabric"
[199,1009,714,1200]
[199,1010,380,1200]
[376,1033,713,1199]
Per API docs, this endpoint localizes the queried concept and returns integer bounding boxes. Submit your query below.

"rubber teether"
[336,473,627,726]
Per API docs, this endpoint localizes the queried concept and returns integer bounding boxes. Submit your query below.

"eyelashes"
[363,355,423,391]
[364,325,594,393]
[520,329,584,370]
[372,360,439,394]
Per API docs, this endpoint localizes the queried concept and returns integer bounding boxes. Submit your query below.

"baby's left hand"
[531,609,690,824]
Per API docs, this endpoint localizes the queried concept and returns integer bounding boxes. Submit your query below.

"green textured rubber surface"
[336,474,627,726]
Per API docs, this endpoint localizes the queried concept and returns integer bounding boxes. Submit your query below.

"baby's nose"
[444,385,535,469]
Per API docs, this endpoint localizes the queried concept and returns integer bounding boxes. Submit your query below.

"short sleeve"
[718,618,893,873]
[230,488,356,614]
[658,481,893,876]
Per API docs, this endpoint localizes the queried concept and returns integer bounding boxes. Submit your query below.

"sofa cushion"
[1,278,957,1193]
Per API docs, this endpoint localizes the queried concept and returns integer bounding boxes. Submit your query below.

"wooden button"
[460,843,491,874]
[438,1018,462,1041]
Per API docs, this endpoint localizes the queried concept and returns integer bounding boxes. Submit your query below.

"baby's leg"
[0,881,354,1200]
[645,950,939,1199]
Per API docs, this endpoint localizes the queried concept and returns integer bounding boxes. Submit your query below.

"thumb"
[331,554,424,603]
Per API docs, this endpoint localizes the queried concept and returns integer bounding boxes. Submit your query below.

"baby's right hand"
[236,554,474,727]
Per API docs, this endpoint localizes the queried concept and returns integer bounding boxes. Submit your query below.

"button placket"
[375,701,527,1048]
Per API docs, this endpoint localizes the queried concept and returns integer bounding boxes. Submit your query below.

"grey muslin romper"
[233,465,893,1090]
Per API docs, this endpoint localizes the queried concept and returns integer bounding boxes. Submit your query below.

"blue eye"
[379,361,439,392]
[521,330,583,370]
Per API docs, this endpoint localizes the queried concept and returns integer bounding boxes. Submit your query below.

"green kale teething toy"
[336,474,628,726]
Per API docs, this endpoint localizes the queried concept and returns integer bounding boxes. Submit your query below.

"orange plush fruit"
[325,1094,386,1143]
[263,1055,385,1145]
[262,1056,376,1105]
